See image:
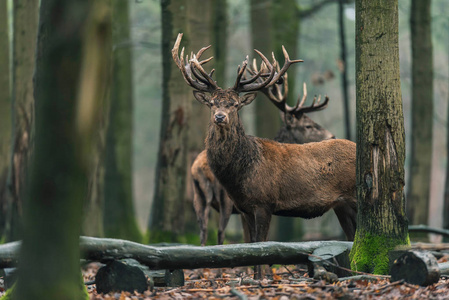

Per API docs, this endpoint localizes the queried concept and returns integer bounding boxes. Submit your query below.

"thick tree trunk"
[0,0,11,240]
[407,0,433,226]
[183,0,215,236]
[15,0,110,299]
[5,0,39,242]
[149,0,191,243]
[350,0,409,275]
[250,0,281,139]
[102,0,142,242]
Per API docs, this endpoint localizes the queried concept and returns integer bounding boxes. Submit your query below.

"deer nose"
[214,113,227,124]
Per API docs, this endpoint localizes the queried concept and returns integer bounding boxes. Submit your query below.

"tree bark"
[0,0,11,240]
[102,0,142,242]
[350,0,409,275]
[149,0,191,243]
[15,0,110,299]
[407,0,433,226]
[5,0,39,242]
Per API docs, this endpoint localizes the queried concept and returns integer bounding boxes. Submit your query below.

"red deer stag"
[172,34,356,275]
[192,75,335,246]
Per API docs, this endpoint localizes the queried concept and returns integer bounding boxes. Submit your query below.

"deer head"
[172,33,303,129]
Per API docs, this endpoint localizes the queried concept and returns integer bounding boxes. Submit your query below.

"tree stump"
[390,250,440,286]
[95,260,148,293]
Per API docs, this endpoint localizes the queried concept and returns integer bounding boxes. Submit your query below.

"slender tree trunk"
[350,0,409,275]
[0,0,11,240]
[339,0,352,141]
[102,0,142,242]
[443,23,449,242]
[16,0,111,298]
[5,0,39,242]
[250,0,281,139]
[149,0,191,243]
[406,0,433,226]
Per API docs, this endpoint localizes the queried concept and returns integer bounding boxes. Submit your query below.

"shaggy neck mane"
[205,116,260,191]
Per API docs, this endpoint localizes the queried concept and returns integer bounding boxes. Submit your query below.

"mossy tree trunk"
[350,0,409,275]
[0,0,11,241]
[102,0,142,242]
[16,0,111,298]
[5,0,39,242]
[406,0,433,227]
[149,0,191,243]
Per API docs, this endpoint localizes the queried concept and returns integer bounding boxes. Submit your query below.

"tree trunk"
[149,0,191,243]
[407,0,433,224]
[0,0,11,240]
[338,0,352,141]
[250,0,281,139]
[350,0,409,275]
[5,0,39,242]
[15,0,110,299]
[406,0,433,227]
[102,0,142,242]
[183,0,215,236]
[444,23,449,242]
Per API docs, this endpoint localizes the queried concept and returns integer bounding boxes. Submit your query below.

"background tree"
[4,0,39,242]
[103,0,142,242]
[0,0,11,241]
[350,0,409,275]
[406,0,433,228]
[148,0,191,243]
[443,19,449,242]
[15,0,111,298]
[338,0,352,140]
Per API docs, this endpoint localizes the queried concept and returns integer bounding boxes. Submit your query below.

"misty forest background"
[1,0,448,245]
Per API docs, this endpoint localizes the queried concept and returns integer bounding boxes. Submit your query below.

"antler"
[290,83,329,115]
[233,45,303,93]
[172,33,219,92]
[247,61,329,117]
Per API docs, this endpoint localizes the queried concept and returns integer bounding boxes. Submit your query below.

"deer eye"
[305,125,313,129]
[234,103,239,107]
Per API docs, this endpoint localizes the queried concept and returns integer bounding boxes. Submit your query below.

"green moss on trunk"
[350,232,410,274]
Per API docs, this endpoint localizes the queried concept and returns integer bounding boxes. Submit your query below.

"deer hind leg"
[217,189,234,245]
[333,198,357,241]
[193,179,213,246]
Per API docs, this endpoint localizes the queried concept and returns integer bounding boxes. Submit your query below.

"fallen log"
[0,236,352,269]
[408,225,449,238]
[390,250,441,286]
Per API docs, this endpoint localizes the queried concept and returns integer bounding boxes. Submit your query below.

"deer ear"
[240,92,257,107]
[193,91,211,107]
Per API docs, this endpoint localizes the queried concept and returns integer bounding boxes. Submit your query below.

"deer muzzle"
[214,112,228,125]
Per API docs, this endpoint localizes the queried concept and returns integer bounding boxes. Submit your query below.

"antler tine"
[171,33,219,92]
[290,83,330,116]
[269,46,303,86]
[191,54,220,90]
[232,56,249,90]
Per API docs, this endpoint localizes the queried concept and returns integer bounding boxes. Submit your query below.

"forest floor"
[84,261,449,299]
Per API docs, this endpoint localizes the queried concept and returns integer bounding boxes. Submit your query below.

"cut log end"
[390,250,440,286]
